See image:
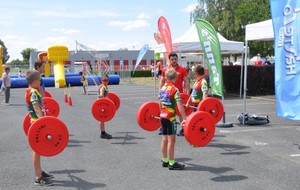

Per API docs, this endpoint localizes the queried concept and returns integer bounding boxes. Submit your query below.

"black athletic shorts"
[161,118,177,135]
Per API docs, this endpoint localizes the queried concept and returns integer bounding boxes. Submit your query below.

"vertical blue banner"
[133,44,149,74]
[270,0,300,120]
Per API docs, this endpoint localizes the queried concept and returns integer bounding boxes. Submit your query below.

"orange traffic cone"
[64,89,68,103]
[68,95,73,106]
[68,84,73,106]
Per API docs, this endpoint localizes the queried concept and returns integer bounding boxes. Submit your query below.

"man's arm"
[183,76,190,94]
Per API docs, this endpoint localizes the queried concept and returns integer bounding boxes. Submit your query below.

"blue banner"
[270,0,300,120]
[133,44,149,74]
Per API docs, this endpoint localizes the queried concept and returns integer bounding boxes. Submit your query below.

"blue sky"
[0,0,198,60]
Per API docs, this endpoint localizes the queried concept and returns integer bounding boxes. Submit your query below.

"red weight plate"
[176,93,193,117]
[23,112,53,136]
[43,97,60,117]
[91,98,116,122]
[28,116,69,157]
[184,111,215,147]
[136,101,161,131]
[197,97,224,124]
[108,92,120,110]
[23,113,31,135]
[44,91,52,97]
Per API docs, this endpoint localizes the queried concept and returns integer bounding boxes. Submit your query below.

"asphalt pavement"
[1,82,300,190]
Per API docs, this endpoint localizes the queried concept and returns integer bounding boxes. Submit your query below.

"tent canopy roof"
[245,19,274,41]
[153,23,244,54]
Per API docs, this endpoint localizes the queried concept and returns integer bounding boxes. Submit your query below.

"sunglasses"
[102,79,109,81]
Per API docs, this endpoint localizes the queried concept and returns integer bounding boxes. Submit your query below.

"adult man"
[159,52,190,136]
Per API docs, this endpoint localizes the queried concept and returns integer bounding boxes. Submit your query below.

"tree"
[0,39,10,63]
[8,59,23,66]
[190,0,273,57]
[21,48,37,65]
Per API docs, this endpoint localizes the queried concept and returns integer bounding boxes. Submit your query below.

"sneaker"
[41,171,54,179]
[168,162,185,170]
[34,177,53,186]
[158,127,163,135]
[162,161,169,168]
[100,132,112,139]
[177,129,184,136]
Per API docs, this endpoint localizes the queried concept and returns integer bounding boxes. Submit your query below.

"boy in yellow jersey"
[97,74,112,139]
[186,65,208,109]
[159,68,187,170]
[79,71,88,95]
[25,70,53,186]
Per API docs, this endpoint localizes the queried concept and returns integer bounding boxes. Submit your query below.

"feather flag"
[133,44,149,75]
[158,16,173,54]
[270,0,300,120]
[195,19,224,97]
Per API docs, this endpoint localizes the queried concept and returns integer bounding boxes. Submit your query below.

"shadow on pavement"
[50,169,106,189]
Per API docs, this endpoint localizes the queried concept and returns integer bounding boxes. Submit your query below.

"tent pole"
[239,51,244,98]
[242,41,248,124]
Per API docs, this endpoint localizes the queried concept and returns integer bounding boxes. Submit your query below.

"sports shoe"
[162,161,169,168]
[41,171,54,179]
[100,132,112,139]
[34,177,53,186]
[168,162,185,170]
[158,127,163,135]
[177,129,184,136]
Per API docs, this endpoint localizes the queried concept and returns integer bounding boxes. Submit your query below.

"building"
[29,50,155,74]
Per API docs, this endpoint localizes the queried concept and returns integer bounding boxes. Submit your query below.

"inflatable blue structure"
[0,73,120,88]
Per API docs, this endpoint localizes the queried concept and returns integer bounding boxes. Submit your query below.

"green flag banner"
[195,19,224,97]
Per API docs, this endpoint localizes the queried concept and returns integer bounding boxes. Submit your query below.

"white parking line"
[219,128,269,133]
[219,126,297,134]
[290,154,300,157]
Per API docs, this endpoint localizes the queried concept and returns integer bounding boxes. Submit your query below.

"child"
[34,61,45,97]
[159,68,187,170]
[97,74,112,139]
[79,71,88,95]
[25,70,54,186]
[186,65,208,109]
[2,66,11,105]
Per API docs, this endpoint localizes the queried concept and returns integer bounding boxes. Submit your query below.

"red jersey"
[161,65,188,93]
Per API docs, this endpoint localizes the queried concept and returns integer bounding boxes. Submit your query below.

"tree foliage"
[21,48,37,65]
[0,39,10,63]
[191,0,273,57]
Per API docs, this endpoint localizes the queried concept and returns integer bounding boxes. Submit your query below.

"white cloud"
[1,35,31,60]
[37,10,119,18]
[181,3,198,13]
[52,28,81,34]
[107,19,150,31]
[137,13,150,19]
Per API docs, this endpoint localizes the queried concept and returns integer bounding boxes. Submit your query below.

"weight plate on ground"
[176,93,193,117]
[43,97,60,117]
[136,101,161,131]
[197,97,224,124]
[184,111,215,147]
[91,98,116,122]
[108,92,120,110]
[28,116,69,157]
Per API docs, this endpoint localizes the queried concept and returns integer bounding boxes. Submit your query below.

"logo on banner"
[276,5,300,75]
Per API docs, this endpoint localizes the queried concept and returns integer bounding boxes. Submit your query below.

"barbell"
[23,97,69,157]
[91,92,120,122]
[136,101,215,147]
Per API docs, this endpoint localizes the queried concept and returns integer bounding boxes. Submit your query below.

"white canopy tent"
[245,19,274,41]
[153,23,244,54]
[242,19,274,124]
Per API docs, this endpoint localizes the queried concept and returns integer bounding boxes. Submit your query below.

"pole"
[242,41,248,125]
